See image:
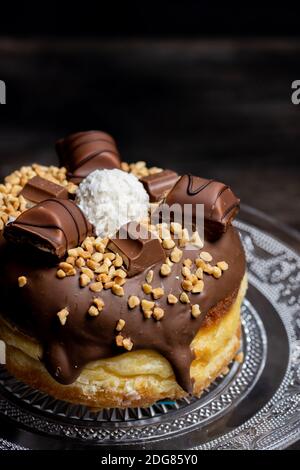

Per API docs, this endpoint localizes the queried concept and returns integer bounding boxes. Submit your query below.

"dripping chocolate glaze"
[0,225,245,393]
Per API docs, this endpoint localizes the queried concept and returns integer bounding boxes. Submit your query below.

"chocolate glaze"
[0,225,245,393]
[165,175,240,240]
[4,199,93,258]
[56,131,121,184]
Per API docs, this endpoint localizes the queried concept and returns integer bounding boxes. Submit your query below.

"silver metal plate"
[0,206,299,449]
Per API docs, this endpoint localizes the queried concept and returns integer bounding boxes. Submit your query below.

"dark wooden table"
[0,38,299,449]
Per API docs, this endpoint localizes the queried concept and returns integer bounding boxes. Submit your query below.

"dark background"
[0,2,299,449]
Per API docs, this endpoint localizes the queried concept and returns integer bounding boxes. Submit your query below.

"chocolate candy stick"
[20,176,68,204]
[165,174,240,240]
[140,169,179,202]
[56,130,121,184]
[107,222,165,277]
[4,199,93,258]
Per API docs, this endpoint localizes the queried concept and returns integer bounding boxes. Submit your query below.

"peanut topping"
[18,276,27,287]
[111,284,124,296]
[81,267,94,280]
[115,334,124,347]
[179,292,190,304]
[89,281,103,292]
[182,266,191,277]
[56,269,66,279]
[145,269,154,284]
[91,252,104,263]
[165,257,174,267]
[128,295,140,309]
[191,304,201,318]
[195,258,206,269]
[160,263,171,276]
[57,308,69,325]
[153,307,165,320]
[190,231,203,248]
[212,266,222,279]
[162,238,176,249]
[200,251,213,262]
[192,280,204,294]
[170,246,183,263]
[217,261,229,271]
[152,287,164,299]
[142,283,152,295]
[181,279,193,292]
[167,293,178,304]
[88,305,100,317]
[170,222,183,236]
[80,273,90,287]
[183,258,193,268]
[141,299,155,312]
[116,319,126,331]
[123,337,133,351]
[143,310,153,319]
[104,281,114,289]
[195,267,203,279]
[114,254,123,267]
[114,269,127,279]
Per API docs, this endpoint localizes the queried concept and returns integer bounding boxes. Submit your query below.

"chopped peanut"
[182,266,191,277]
[162,238,175,249]
[146,269,154,284]
[18,276,27,287]
[128,295,140,309]
[217,261,229,271]
[123,337,133,351]
[112,284,124,296]
[80,273,90,287]
[181,279,193,292]
[142,283,152,294]
[116,319,126,331]
[57,308,69,325]
[89,282,103,292]
[191,304,201,318]
[170,246,183,263]
[88,305,99,317]
[116,334,124,347]
[56,269,66,279]
[153,307,164,320]
[180,292,190,304]
[93,298,105,310]
[160,263,171,276]
[212,266,222,279]
[167,293,178,304]
[183,258,193,268]
[152,287,164,299]
[141,299,155,313]
[192,280,204,294]
[200,251,213,262]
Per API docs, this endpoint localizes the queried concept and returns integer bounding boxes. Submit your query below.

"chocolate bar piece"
[140,170,179,202]
[20,176,68,204]
[165,174,240,240]
[4,199,93,258]
[56,130,121,184]
[107,222,165,277]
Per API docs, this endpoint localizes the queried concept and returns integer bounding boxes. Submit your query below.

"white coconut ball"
[76,169,150,238]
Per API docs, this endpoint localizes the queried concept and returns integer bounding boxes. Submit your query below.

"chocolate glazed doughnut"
[0,225,245,393]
